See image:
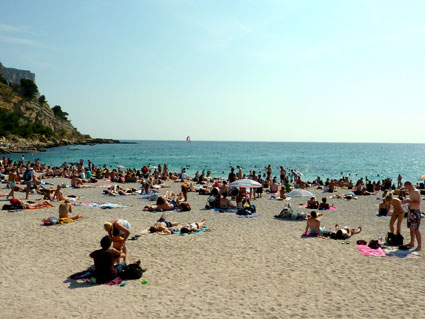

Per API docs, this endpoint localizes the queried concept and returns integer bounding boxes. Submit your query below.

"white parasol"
[230,179,263,188]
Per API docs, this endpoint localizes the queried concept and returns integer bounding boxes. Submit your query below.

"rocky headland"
[0,62,121,153]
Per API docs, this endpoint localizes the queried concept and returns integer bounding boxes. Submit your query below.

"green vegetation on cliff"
[20,79,39,99]
[0,108,55,138]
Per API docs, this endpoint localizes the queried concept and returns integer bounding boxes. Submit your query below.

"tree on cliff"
[38,95,47,104]
[52,105,69,121]
[0,74,7,85]
[20,79,38,99]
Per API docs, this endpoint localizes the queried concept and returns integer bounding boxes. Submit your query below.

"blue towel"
[210,208,238,213]
[175,226,207,235]
[237,213,260,218]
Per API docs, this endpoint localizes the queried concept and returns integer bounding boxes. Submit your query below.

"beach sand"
[1,178,424,319]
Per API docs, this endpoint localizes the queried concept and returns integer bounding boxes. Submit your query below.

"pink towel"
[357,245,386,257]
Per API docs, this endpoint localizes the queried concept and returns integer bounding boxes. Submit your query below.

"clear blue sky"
[1,0,424,142]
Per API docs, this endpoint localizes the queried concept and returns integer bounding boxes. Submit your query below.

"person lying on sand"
[329,224,362,239]
[180,219,206,234]
[140,213,184,235]
[10,198,53,209]
[59,199,82,220]
[143,195,182,211]
[103,185,137,196]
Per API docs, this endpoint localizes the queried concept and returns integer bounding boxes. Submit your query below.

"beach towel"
[274,215,306,221]
[174,226,208,235]
[68,274,122,286]
[146,208,181,213]
[70,186,95,189]
[301,227,325,237]
[237,213,260,218]
[75,202,128,209]
[210,208,238,213]
[269,196,291,201]
[357,244,386,257]
[95,184,113,188]
[383,247,421,259]
[43,217,84,226]
[24,204,53,211]
[300,204,337,211]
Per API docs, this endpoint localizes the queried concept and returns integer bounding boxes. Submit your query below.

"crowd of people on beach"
[0,156,423,284]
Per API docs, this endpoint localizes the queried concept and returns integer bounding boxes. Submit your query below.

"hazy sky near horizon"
[1,0,425,143]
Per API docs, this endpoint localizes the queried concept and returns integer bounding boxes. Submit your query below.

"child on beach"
[111,228,126,262]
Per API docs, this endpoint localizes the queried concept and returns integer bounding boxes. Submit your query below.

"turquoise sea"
[6,141,425,183]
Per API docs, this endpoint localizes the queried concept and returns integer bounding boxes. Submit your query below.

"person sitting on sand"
[331,224,362,239]
[378,197,390,216]
[71,176,90,188]
[141,213,184,235]
[307,197,319,209]
[53,185,67,201]
[319,197,330,210]
[279,185,286,199]
[269,178,279,193]
[89,236,126,284]
[235,190,250,209]
[304,211,323,236]
[384,194,404,235]
[180,219,206,234]
[180,184,188,202]
[219,193,235,209]
[59,199,82,220]
[10,198,53,210]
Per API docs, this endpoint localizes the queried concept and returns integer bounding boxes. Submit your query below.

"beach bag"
[180,203,191,211]
[43,217,59,226]
[23,170,32,181]
[2,204,14,210]
[385,232,403,246]
[237,208,252,216]
[119,261,145,280]
[368,240,380,249]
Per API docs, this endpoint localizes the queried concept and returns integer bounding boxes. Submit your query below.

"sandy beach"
[1,178,424,319]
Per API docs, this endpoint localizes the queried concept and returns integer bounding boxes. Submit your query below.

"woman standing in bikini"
[384,194,404,235]
[7,169,17,199]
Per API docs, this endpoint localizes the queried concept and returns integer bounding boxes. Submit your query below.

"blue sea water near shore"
[7,141,425,183]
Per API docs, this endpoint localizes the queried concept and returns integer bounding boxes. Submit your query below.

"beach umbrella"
[286,189,314,198]
[230,179,263,188]
[116,165,125,169]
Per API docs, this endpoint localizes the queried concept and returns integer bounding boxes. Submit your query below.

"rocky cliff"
[0,63,120,153]
[0,62,35,85]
